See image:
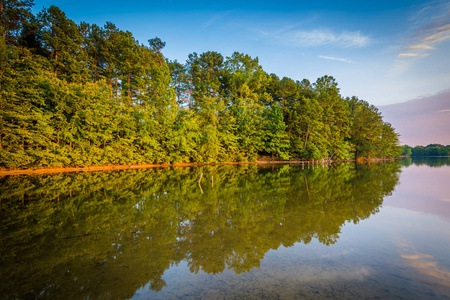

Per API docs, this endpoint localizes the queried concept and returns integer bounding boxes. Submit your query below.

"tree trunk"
[115,77,119,100]
[128,73,131,102]
[54,52,58,77]
[1,1,5,39]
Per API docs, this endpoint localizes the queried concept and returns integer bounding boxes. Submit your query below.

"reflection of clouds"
[384,165,450,221]
[321,249,353,258]
[402,256,450,286]
[401,253,432,260]
[399,239,450,288]
[299,266,371,283]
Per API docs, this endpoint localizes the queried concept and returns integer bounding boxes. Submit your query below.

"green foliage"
[401,145,412,156]
[0,0,34,45]
[406,144,450,157]
[346,97,400,159]
[263,102,290,159]
[0,4,402,169]
[38,6,88,82]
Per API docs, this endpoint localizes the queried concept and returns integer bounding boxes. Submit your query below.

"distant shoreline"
[0,158,397,176]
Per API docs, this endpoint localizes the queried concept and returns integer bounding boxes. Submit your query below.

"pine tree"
[38,6,88,82]
[0,0,33,45]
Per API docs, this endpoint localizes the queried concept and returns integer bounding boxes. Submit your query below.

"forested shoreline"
[401,144,450,157]
[0,1,401,169]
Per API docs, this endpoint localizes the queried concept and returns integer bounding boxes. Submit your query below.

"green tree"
[0,0,33,45]
[0,3,404,169]
[376,122,401,158]
[347,97,382,159]
[346,97,400,159]
[223,52,269,161]
[313,76,351,160]
[168,59,190,106]
[186,51,225,162]
[38,6,88,82]
[263,102,290,159]
[401,145,412,156]
[0,41,59,167]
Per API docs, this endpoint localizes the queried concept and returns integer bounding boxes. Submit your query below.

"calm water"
[1,158,449,299]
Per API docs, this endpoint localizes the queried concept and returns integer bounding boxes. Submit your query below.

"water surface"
[1,159,449,299]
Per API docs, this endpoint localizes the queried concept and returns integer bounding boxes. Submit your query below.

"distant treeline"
[0,1,401,169]
[401,144,450,157]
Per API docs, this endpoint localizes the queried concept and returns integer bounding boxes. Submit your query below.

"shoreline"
[0,158,396,176]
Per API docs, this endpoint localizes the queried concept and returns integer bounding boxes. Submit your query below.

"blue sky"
[32,0,450,105]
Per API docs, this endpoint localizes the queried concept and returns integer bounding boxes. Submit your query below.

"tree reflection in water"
[0,162,401,299]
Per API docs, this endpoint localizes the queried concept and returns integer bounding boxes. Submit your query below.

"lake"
[1,158,449,299]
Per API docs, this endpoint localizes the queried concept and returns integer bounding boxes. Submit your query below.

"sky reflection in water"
[1,158,449,299]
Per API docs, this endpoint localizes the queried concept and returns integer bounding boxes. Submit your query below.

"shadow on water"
[0,162,401,299]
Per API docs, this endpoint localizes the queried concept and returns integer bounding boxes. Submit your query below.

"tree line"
[401,144,450,157]
[0,1,401,169]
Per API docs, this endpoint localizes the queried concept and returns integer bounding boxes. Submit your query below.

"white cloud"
[282,29,371,48]
[397,3,450,59]
[398,53,430,58]
[201,11,233,29]
[399,24,450,58]
[393,3,450,75]
[406,44,435,50]
[318,55,356,64]
[251,26,371,48]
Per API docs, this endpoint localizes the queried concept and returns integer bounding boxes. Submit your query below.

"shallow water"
[1,158,449,299]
